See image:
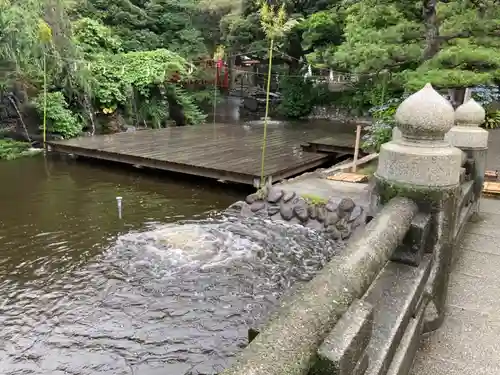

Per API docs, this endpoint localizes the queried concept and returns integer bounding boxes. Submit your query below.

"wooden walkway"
[302,134,359,155]
[47,123,343,185]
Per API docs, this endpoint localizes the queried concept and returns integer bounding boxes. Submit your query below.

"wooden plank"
[485,170,499,181]
[483,182,500,195]
[47,123,334,185]
[308,134,357,148]
[327,172,368,183]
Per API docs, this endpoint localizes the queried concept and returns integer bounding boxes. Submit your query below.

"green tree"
[219,0,344,72]
[76,0,216,58]
[332,0,500,103]
[1,0,214,144]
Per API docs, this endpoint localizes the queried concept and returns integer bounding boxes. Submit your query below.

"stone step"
[359,255,432,375]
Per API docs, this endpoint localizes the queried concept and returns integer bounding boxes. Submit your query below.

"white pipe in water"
[116,196,123,219]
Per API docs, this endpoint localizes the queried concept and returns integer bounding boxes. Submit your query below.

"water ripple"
[0,157,344,375]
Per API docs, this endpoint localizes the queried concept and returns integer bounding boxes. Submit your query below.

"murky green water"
[0,154,344,375]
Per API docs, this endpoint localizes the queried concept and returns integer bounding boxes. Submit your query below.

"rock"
[338,198,356,214]
[306,220,323,231]
[341,230,352,240]
[271,213,283,222]
[348,206,366,227]
[267,187,284,203]
[280,201,294,220]
[336,218,353,239]
[317,207,327,222]
[250,201,266,212]
[254,206,269,217]
[227,201,244,213]
[294,203,309,222]
[325,199,337,212]
[227,189,366,236]
[282,191,296,203]
[240,203,254,217]
[246,193,260,204]
[308,205,318,220]
[348,205,363,221]
[324,211,340,227]
[290,196,302,206]
[267,204,280,216]
[325,225,341,240]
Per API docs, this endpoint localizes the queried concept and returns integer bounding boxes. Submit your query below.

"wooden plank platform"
[326,172,368,183]
[301,134,363,156]
[483,181,500,196]
[485,170,499,181]
[47,123,336,185]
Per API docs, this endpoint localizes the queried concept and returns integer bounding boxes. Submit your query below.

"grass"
[301,193,327,205]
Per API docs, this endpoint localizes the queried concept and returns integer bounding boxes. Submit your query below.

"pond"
[0,155,345,375]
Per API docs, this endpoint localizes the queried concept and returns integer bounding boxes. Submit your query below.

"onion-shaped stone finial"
[395,83,455,141]
[455,98,485,127]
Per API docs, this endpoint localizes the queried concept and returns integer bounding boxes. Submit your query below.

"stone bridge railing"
[220,84,488,375]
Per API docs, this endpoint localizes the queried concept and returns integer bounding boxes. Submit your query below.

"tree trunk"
[286,34,304,74]
[422,0,440,60]
[423,1,469,108]
[448,87,472,108]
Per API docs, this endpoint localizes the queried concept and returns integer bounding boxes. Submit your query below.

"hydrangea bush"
[361,96,407,152]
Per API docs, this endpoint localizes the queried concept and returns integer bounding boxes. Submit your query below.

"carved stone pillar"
[375,83,463,332]
[446,98,489,213]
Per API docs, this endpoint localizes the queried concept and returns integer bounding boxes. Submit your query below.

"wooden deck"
[47,123,339,185]
[301,134,362,156]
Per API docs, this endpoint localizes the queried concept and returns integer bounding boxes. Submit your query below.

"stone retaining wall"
[307,105,371,124]
[228,186,367,240]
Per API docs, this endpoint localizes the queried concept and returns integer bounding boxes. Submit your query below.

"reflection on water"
[0,156,345,375]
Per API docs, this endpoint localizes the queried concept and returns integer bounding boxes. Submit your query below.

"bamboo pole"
[259,39,274,187]
[43,51,47,147]
[352,124,362,173]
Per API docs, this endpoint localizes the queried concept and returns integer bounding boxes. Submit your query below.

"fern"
[172,86,207,125]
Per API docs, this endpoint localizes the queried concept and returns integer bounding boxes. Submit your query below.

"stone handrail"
[221,197,418,375]
[221,84,488,375]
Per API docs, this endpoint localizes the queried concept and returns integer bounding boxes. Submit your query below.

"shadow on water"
[0,155,346,375]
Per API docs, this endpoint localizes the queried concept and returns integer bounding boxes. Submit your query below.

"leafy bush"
[72,17,122,55]
[278,76,315,119]
[362,96,406,152]
[33,91,82,139]
[0,140,35,160]
[472,85,500,129]
[89,49,206,126]
[483,110,500,129]
[472,85,500,106]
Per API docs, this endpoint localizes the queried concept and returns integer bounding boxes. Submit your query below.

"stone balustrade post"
[445,98,489,213]
[374,83,463,332]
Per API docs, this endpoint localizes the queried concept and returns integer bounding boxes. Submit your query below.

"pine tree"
[332,0,500,101]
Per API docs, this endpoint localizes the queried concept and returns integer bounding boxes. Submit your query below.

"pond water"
[0,155,345,375]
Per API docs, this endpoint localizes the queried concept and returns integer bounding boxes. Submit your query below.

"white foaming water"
[0,214,348,375]
[112,219,266,274]
[110,215,342,281]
